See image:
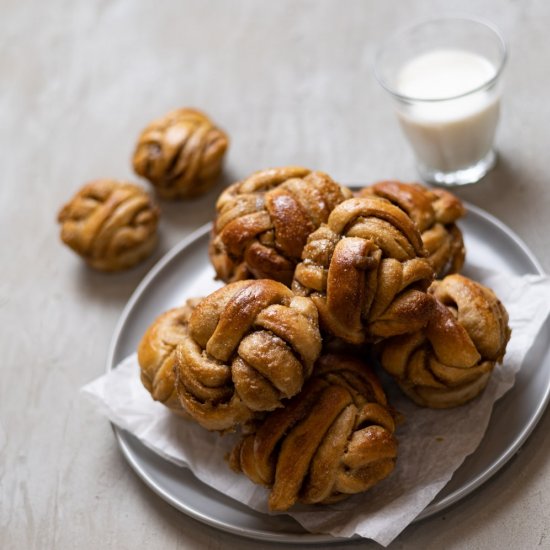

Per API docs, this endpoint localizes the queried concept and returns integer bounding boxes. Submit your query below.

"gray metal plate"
[107,203,549,544]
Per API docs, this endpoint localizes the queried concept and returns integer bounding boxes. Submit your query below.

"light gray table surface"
[3,1,550,548]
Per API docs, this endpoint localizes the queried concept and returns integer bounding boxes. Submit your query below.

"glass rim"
[374,15,508,103]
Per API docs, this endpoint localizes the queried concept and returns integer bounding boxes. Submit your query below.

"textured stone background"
[2,1,550,548]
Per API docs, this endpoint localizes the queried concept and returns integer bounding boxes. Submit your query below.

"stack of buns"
[54,106,511,511]
[137,167,511,511]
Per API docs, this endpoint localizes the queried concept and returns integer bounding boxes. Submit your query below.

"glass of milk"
[375,17,507,186]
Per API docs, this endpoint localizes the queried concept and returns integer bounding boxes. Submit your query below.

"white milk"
[395,49,500,173]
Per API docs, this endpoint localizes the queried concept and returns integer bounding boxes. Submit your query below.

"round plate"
[107,203,549,544]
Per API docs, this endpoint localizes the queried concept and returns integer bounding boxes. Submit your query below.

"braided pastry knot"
[378,274,511,408]
[138,300,201,415]
[58,179,159,271]
[133,108,228,199]
[173,279,322,432]
[209,166,352,286]
[358,181,466,278]
[292,196,435,344]
[229,354,398,511]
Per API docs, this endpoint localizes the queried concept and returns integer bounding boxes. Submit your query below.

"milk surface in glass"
[396,49,499,173]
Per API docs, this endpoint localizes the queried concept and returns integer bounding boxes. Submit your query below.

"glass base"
[417,150,497,187]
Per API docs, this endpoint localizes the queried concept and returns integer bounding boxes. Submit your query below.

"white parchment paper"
[82,269,550,546]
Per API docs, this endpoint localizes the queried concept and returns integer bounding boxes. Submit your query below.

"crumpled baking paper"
[81,267,550,546]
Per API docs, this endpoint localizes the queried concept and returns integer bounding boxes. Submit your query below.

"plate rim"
[106,202,549,544]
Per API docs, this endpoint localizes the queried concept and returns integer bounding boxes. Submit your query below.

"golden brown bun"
[378,274,511,408]
[137,299,200,415]
[173,279,322,432]
[229,353,398,511]
[58,179,159,271]
[209,167,352,286]
[292,196,435,344]
[133,108,228,199]
[358,181,466,278]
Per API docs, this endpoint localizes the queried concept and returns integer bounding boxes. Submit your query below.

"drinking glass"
[374,17,507,186]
